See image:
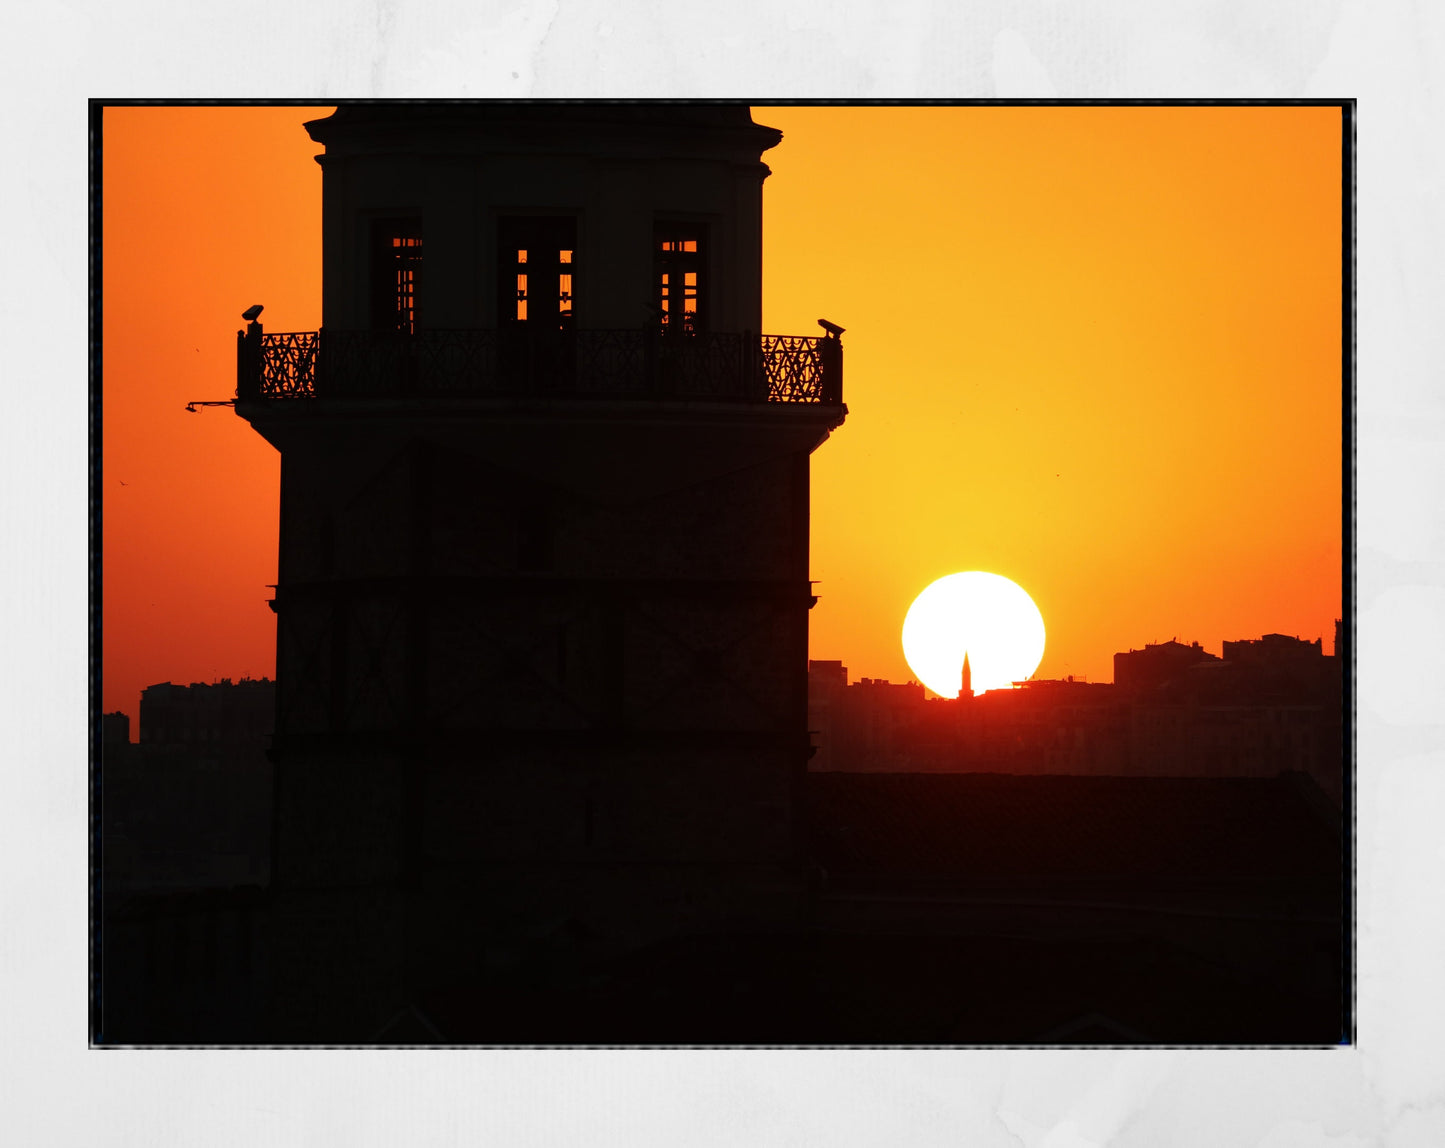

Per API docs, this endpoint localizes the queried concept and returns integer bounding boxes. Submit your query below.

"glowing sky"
[101,104,1342,720]
[760,105,1341,690]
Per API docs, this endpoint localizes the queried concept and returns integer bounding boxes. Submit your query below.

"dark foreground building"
[393,771,1344,1045]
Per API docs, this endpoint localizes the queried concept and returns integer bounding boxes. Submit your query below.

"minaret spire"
[960,651,973,699]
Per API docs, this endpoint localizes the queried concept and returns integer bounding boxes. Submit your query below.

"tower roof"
[304,102,783,161]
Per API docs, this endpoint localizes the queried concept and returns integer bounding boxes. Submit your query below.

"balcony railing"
[237,328,842,406]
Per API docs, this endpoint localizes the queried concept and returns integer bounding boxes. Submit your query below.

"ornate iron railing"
[237,328,842,406]
[255,331,319,398]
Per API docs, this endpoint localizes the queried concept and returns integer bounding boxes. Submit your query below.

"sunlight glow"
[901,572,1046,697]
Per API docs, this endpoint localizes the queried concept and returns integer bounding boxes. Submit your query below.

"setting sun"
[901,571,1047,697]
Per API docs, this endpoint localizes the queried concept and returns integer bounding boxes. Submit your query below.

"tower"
[234,104,845,1038]
[960,651,973,699]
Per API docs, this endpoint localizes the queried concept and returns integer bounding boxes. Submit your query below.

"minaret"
[234,104,846,1039]
[959,651,974,700]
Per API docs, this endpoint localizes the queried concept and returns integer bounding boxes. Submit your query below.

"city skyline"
[102,103,1344,719]
[104,618,1341,729]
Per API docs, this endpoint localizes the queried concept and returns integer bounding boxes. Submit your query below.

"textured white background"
[3,1,1440,1143]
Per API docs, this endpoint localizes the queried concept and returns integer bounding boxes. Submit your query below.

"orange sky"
[102,104,1343,723]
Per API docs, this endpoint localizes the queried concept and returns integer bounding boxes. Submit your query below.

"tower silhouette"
[234,104,846,1038]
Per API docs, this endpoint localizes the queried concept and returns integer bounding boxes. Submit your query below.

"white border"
[6,2,1442,1143]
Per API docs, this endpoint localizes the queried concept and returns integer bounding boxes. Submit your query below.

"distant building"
[139,677,274,749]
[1131,632,1341,802]
[105,678,276,893]
[1223,631,1322,664]
[964,678,1130,775]
[806,631,1342,805]
[102,711,130,746]
[807,660,849,771]
[1113,639,1220,696]
[808,661,930,772]
[848,678,930,771]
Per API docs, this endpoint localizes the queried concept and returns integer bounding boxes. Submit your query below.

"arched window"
[498,217,577,331]
[654,222,706,334]
[370,217,423,334]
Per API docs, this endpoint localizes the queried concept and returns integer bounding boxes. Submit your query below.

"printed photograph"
[95,101,1349,1045]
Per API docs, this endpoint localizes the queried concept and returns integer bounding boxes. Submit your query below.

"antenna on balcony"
[817,318,845,339]
[242,304,264,322]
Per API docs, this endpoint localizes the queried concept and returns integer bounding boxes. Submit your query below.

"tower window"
[498,217,577,330]
[655,223,705,334]
[370,217,423,334]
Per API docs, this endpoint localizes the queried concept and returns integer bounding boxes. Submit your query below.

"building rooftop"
[805,771,1340,880]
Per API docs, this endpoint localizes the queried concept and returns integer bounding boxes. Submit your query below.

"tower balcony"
[237,327,843,407]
